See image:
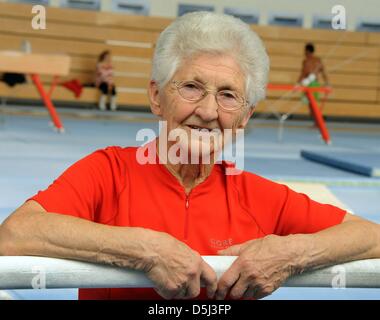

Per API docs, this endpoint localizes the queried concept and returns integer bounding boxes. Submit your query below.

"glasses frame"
[172,80,248,112]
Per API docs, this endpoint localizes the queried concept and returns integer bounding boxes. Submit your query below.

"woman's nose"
[194,93,219,122]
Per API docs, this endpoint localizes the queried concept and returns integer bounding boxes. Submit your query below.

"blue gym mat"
[301,150,380,177]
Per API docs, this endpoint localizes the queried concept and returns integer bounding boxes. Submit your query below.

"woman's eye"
[221,92,236,99]
[184,83,199,90]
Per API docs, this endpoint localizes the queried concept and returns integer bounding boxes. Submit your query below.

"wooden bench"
[0,2,379,119]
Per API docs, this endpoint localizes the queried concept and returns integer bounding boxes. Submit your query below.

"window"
[60,0,100,11]
[269,13,303,27]
[112,0,149,15]
[178,4,214,17]
[312,15,333,30]
[10,0,49,4]
[224,7,259,25]
[357,20,380,32]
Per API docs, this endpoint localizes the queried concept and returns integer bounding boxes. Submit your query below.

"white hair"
[151,11,270,107]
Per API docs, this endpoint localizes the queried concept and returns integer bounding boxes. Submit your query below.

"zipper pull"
[185,197,189,209]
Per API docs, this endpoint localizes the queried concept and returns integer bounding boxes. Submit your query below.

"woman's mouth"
[186,125,212,132]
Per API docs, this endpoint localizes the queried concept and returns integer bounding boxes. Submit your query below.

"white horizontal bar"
[116,87,147,93]
[113,56,150,63]
[0,256,380,289]
[113,71,148,78]
[106,40,152,48]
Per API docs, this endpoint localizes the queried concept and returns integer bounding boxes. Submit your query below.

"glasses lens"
[178,82,204,101]
[217,91,242,110]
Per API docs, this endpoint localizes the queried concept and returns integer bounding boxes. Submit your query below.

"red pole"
[305,89,330,144]
[31,74,64,133]
[48,76,59,97]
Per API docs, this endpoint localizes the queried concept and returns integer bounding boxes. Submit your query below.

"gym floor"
[0,106,379,299]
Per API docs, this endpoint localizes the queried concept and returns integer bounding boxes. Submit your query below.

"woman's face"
[149,53,253,163]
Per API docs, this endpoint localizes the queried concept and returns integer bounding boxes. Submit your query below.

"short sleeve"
[274,184,347,236]
[27,147,123,223]
[235,172,347,236]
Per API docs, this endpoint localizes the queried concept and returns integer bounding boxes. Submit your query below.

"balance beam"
[267,84,332,144]
[0,51,71,132]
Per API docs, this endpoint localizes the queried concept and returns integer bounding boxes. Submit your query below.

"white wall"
[7,0,380,31]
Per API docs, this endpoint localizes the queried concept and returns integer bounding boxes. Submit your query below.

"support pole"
[305,89,331,144]
[31,74,64,133]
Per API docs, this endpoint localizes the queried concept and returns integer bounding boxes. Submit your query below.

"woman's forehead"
[174,54,245,88]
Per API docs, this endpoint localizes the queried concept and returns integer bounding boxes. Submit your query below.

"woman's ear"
[148,80,162,116]
[238,107,255,129]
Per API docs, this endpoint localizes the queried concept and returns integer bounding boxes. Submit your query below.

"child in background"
[95,50,117,111]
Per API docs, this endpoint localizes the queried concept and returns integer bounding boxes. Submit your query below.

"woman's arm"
[215,213,380,300]
[296,213,380,271]
[0,200,151,268]
[0,200,217,299]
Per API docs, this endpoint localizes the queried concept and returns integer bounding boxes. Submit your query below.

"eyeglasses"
[172,80,247,111]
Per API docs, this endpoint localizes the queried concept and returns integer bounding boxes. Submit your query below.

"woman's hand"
[216,234,305,300]
[145,231,218,300]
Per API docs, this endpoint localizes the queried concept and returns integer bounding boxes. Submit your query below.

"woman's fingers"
[200,260,218,299]
[229,275,249,300]
[180,275,200,299]
[215,263,240,300]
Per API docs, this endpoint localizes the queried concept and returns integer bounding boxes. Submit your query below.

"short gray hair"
[151,11,270,107]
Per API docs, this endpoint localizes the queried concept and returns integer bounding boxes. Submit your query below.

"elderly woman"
[0,12,379,301]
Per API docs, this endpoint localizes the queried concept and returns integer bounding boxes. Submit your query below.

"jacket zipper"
[184,194,190,240]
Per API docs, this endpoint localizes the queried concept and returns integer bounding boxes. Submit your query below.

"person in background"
[95,50,117,111]
[297,43,329,88]
[297,43,330,104]
[297,43,330,124]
